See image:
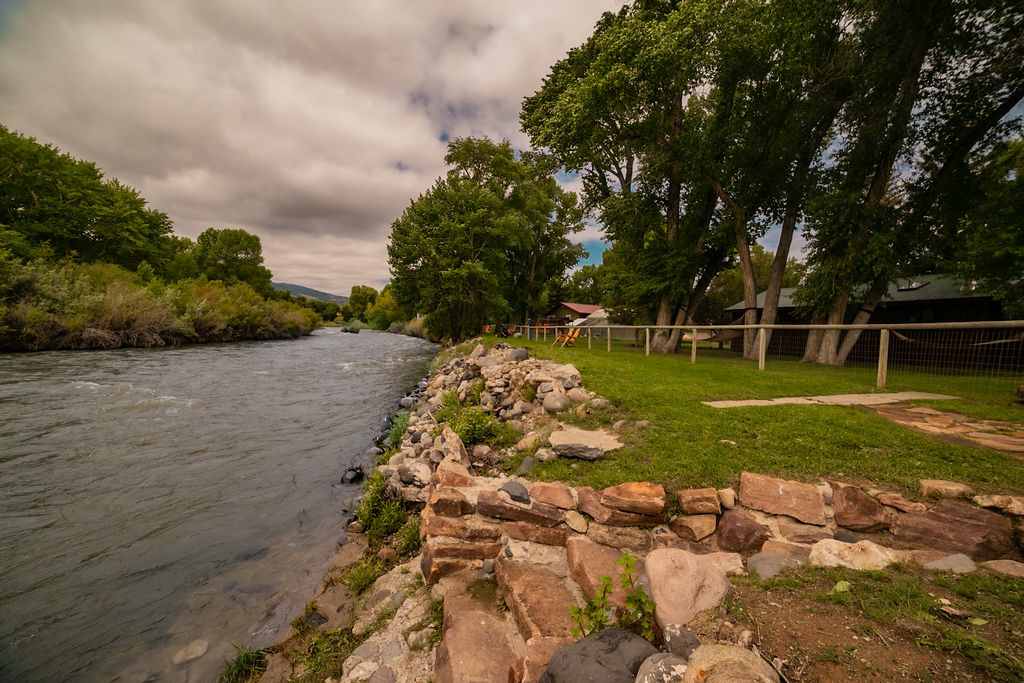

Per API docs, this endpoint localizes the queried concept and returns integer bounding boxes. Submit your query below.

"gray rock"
[543,393,573,412]
[748,550,805,579]
[540,628,658,683]
[399,396,416,408]
[923,553,977,574]
[397,462,431,487]
[506,348,529,362]
[500,480,531,504]
[663,626,701,660]
[636,653,688,682]
[516,457,537,477]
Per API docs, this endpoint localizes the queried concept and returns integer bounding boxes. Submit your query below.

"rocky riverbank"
[246,341,1024,683]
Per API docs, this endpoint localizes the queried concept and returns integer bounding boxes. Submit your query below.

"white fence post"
[606,326,611,352]
[758,326,767,371]
[877,329,890,389]
[645,328,650,356]
[588,327,592,349]
[691,328,698,364]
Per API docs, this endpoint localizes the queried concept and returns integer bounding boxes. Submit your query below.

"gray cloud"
[0,0,623,292]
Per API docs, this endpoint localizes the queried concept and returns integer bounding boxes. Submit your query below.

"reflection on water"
[0,329,434,682]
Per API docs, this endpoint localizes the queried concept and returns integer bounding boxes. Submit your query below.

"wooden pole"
[691,328,698,364]
[645,327,650,356]
[877,329,890,389]
[758,326,767,371]
[606,326,611,352]
[588,327,592,349]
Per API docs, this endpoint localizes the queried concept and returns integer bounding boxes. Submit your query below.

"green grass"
[217,645,267,683]
[511,338,1024,493]
[342,556,385,594]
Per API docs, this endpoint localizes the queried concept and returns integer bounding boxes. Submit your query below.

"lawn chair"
[552,327,581,347]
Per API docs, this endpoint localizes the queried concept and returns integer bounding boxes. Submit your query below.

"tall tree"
[192,227,274,295]
[388,138,582,341]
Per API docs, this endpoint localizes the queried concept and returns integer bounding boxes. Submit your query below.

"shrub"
[451,406,499,445]
[354,471,408,543]
[394,516,422,557]
[402,317,428,339]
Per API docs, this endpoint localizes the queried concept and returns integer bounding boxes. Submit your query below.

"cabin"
[724,274,1019,369]
[546,302,602,326]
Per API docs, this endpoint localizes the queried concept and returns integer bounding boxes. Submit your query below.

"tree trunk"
[802,316,826,362]
[833,282,887,365]
[735,219,758,359]
[817,293,849,365]
[756,205,796,353]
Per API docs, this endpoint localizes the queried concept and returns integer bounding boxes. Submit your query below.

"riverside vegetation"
[0,125,324,351]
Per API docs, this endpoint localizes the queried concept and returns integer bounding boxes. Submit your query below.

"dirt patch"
[721,567,1024,682]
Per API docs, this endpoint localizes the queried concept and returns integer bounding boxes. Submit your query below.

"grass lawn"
[508,337,1024,495]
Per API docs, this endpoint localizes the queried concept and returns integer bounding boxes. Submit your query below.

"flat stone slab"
[548,424,623,459]
[877,405,1024,454]
[703,391,956,409]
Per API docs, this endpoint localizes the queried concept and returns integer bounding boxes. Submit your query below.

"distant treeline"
[0,125,324,351]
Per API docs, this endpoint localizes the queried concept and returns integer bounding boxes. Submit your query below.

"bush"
[343,557,385,594]
[0,252,320,351]
[386,411,410,449]
[402,318,428,338]
[354,471,408,543]
[394,516,422,557]
[217,645,267,683]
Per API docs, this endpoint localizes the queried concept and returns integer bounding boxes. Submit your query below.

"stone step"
[435,580,522,683]
[495,556,579,641]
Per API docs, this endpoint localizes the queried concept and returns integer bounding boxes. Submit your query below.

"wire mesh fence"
[518,322,1024,394]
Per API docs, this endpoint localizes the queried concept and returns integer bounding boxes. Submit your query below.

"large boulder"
[540,628,658,683]
[495,558,577,640]
[738,472,826,525]
[833,485,888,531]
[890,499,1015,560]
[670,515,717,542]
[644,548,732,631]
[716,510,769,552]
[682,644,779,683]
[529,481,576,510]
[434,591,519,683]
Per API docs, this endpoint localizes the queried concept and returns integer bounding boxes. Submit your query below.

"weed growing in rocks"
[296,628,365,682]
[217,645,267,683]
[435,390,518,447]
[290,602,326,637]
[386,411,409,449]
[569,553,656,640]
[394,516,421,557]
[355,471,408,543]
[343,557,385,595]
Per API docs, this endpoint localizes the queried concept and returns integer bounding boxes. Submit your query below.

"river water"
[0,329,435,682]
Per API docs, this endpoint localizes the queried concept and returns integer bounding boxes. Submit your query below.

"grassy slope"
[512,338,1024,494]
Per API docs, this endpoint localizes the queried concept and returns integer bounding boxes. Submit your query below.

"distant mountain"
[272,282,349,304]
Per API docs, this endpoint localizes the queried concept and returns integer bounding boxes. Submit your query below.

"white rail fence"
[518,321,1024,390]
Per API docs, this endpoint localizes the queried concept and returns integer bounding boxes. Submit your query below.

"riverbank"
[231,339,1024,683]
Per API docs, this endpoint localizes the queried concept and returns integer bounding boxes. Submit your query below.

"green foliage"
[0,252,320,351]
[703,245,806,323]
[570,576,613,638]
[365,286,405,330]
[394,516,422,557]
[217,645,267,683]
[615,553,657,641]
[464,380,484,406]
[192,227,273,295]
[387,137,583,341]
[354,470,407,543]
[570,553,654,640]
[950,140,1024,317]
[0,125,175,270]
[386,411,410,449]
[563,265,606,306]
[342,557,385,595]
[342,285,379,322]
[435,390,517,448]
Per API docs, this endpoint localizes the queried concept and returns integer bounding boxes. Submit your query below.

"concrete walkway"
[703,391,957,409]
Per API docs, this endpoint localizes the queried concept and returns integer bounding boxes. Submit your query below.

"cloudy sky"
[0,0,621,293]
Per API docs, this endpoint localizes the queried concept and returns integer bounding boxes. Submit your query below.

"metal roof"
[560,302,602,315]
[725,274,983,311]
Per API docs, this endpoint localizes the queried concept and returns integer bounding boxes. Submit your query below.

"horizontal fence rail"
[515,321,1024,390]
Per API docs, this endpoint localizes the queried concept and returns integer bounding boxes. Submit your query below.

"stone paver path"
[875,405,1024,455]
[703,391,956,409]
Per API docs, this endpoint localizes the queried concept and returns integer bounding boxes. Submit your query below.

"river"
[0,329,435,682]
